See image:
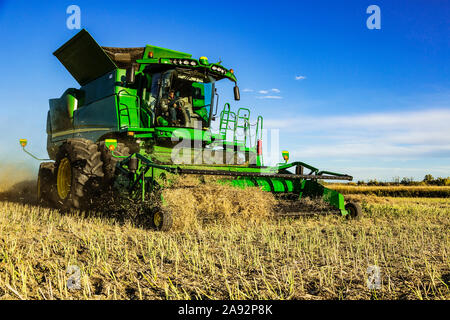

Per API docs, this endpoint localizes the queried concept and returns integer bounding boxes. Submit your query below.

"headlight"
[212,65,227,74]
[170,59,197,66]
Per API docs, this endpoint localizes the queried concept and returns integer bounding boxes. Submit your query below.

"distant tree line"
[353,175,450,186]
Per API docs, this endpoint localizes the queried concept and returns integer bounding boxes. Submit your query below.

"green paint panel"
[81,71,116,105]
[116,87,140,129]
[223,177,296,193]
[73,95,117,129]
[143,45,192,60]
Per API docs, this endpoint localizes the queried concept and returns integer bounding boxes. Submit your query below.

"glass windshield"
[149,69,215,128]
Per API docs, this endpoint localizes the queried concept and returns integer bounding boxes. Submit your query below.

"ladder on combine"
[218,104,261,150]
[233,108,251,147]
[218,103,236,141]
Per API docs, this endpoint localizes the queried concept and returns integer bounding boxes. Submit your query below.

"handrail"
[256,116,263,144]
[216,104,263,151]
[219,103,236,139]
[234,108,251,146]
[219,103,231,132]
[117,89,149,128]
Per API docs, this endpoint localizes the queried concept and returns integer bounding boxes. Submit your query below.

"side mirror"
[126,64,137,84]
[233,85,240,101]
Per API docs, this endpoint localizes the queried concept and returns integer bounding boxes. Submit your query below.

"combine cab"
[22,29,361,230]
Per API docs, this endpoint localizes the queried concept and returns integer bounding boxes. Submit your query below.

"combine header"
[21,29,361,230]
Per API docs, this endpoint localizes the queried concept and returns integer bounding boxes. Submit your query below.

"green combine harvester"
[21,29,361,230]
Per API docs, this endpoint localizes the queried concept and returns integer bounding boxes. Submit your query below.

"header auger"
[21,29,361,230]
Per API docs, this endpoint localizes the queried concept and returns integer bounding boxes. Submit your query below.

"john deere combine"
[21,29,361,230]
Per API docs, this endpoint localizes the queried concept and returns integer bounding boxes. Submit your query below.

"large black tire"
[54,138,104,210]
[37,162,56,206]
[150,207,173,231]
[345,202,362,220]
[98,141,131,183]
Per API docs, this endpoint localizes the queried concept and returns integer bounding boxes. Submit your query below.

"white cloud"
[257,95,283,99]
[271,88,281,93]
[265,109,450,131]
[258,90,269,94]
[295,75,306,80]
[265,109,450,159]
[242,88,253,92]
[291,143,450,158]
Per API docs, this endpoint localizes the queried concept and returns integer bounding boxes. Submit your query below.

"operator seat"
[179,97,194,127]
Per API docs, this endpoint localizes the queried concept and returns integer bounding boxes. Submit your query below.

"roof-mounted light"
[211,65,227,75]
[170,58,198,66]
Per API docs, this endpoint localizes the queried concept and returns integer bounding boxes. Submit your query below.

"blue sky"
[0,0,448,181]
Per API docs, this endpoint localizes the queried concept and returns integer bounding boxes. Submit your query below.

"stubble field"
[0,175,448,300]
